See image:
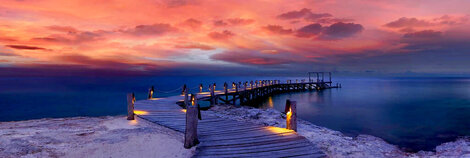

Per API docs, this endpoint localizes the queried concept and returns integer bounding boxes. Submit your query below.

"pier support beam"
[148,86,154,99]
[286,100,297,132]
[184,94,199,148]
[127,93,135,120]
[210,84,215,105]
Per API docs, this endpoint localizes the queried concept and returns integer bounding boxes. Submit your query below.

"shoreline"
[208,104,470,158]
[0,116,194,158]
[0,106,468,157]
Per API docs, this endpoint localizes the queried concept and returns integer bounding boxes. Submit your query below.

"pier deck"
[135,94,327,158]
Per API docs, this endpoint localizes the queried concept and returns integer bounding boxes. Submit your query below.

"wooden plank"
[197,143,318,156]
[132,88,326,158]
[197,139,311,153]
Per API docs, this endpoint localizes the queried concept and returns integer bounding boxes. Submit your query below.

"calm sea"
[1,76,469,151]
[259,77,470,152]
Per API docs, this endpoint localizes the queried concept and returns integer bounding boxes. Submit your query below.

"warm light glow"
[181,109,187,113]
[134,110,149,115]
[265,126,293,134]
[148,98,161,100]
[128,119,138,125]
[268,97,274,108]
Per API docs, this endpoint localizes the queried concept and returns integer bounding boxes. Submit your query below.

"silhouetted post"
[199,84,203,93]
[127,93,135,120]
[148,86,154,99]
[184,94,199,148]
[235,83,239,93]
[209,84,215,105]
[244,82,247,91]
[285,100,297,132]
[184,88,189,107]
[329,72,332,83]
[233,83,238,105]
[224,82,228,101]
[182,84,187,95]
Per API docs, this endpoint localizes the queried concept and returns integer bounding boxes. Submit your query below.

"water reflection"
[259,78,470,152]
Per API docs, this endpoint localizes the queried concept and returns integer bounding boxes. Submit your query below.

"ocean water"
[259,77,470,152]
[1,76,469,152]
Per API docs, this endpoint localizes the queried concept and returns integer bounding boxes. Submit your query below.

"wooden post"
[127,93,135,120]
[233,84,238,105]
[210,84,215,105]
[224,82,228,101]
[235,83,239,92]
[148,86,154,99]
[286,100,297,132]
[214,83,219,104]
[184,94,199,149]
[182,84,187,95]
[184,88,189,107]
[329,72,332,83]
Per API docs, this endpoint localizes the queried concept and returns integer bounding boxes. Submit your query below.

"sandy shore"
[209,104,470,158]
[1,106,469,158]
[0,116,194,158]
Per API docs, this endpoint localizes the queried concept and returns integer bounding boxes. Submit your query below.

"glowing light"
[265,126,293,134]
[134,110,149,115]
[268,97,274,108]
[181,109,187,113]
[129,119,138,125]
[148,98,161,100]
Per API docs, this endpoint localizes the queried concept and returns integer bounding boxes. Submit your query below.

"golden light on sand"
[268,97,274,108]
[134,110,149,115]
[265,126,293,134]
[129,119,138,125]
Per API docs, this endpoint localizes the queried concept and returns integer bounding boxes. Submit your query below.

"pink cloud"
[226,18,255,26]
[262,25,293,35]
[121,23,177,36]
[296,23,322,37]
[180,18,202,29]
[208,30,235,40]
[174,43,214,50]
[5,45,46,50]
[277,8,312,20]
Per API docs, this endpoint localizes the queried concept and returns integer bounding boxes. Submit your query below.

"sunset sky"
[1,0,470,76]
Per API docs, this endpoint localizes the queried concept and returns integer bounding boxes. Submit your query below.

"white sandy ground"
[1,107,469,158]
[208,105,470,158]
[0,116,195,158]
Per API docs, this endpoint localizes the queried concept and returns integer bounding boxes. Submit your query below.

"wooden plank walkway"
[134,95,327,158]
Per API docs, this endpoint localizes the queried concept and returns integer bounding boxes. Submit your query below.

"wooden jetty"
[130,75,339,157]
